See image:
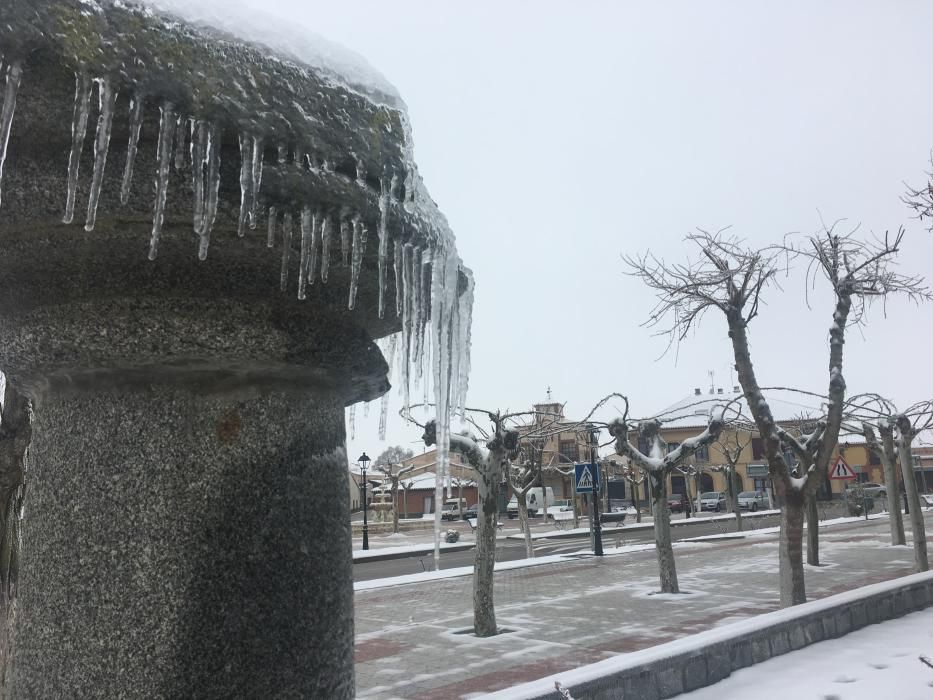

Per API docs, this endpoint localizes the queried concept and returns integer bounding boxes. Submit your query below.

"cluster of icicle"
[0,64,417,317]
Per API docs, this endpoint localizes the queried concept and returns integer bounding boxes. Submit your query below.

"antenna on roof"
[546,386,552,401]
[708,370,715,395]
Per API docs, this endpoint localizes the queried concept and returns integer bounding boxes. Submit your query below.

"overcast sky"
[230,0,933,461]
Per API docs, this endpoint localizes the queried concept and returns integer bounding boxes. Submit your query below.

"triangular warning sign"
[829,455,856,480]
[577,466,593,490]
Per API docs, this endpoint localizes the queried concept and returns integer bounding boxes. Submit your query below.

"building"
[649,387,880,501]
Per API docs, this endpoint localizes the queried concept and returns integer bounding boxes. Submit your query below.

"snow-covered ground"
[681,607,933,700]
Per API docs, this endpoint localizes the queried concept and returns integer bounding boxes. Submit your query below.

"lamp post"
[358,452,371,550]
[588,425,604,557]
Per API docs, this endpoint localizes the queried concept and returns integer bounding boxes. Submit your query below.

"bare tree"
[894,402,933,570]
[373,445,415,467]
[608,396,726,593]
[626,226,928,605]
[375,461,416,534]
[508,455,542,560]
[710,429,751,531]
[420,416,518,637]
[844,393,906,547]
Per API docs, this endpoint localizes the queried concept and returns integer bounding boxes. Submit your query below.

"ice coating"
[120,93,145,205]
[63,71,92,224]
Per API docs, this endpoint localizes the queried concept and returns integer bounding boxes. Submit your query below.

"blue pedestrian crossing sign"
[575,463,600,494]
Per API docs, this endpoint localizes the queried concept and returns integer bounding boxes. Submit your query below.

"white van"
[440,498,468,520]
[507,487,556,518]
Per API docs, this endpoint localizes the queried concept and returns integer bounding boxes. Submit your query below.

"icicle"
[308,210,321,286]
[376,177,393,318]
[348,215,367,310]
[0,59,20,211]
[394,239,403,317]
[148,101,175,261]
[280,211,294,291]
[277,144,287,164]
[237,133,254,237]
[363,400,371,418]
[378,334,398,440]
[191,119,209,234]
[321,216,332,282]
[455,269,475,417]
[197,123,222,261]
[340,217,351,266]
[298,207,313,300]
[62,70,92,224]
[266,207,277,248]
[120,93,145,205]
[400,243,414,410]
[355,159,366,185]
[348,404,356,440]
[249,135,264,229]
[410,246,423,389]
[84,78,119,232]
[174,115,187,170]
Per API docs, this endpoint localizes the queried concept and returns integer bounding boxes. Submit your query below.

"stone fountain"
[0,1,472,697]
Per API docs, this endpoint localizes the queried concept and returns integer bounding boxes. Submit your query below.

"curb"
[481,570,933,700]
[352,542,474,563]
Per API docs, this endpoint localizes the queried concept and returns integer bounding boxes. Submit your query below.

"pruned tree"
[710,428,751,530]
[626,226,928,605]
[620,462,646,523]
[894,405,932,571]
[608,396,726,593]
[374,461,416,534]
[508,454,542,559]
[420,416,518,637]
[844,393,906,547]
[374,445,415,467]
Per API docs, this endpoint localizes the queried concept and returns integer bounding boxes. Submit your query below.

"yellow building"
[652,388,877,501]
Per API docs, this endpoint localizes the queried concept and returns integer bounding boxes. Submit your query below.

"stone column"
[8,383,355,697]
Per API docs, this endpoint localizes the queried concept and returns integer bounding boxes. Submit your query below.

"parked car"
[667,492,689,513]
[737,490,769,511]
[464,504,480,520]
[860,482,887,498]
[699,491,727,512]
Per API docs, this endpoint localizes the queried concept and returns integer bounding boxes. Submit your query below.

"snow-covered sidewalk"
[680,606,933,700]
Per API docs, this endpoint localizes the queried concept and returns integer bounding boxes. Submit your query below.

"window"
[869,451,881,466]
[694,444,709,462]
[558,440,578,463]
[667,442,680,454]
[638,434,652,456]
[752,438,765,459]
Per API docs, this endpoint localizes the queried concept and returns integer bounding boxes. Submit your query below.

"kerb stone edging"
[481,570,933,700]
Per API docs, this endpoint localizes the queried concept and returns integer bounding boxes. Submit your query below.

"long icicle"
[340,216,350,266]
[298,207,313,300]
[191,119,208,234]
[348,215,366,310]
[120,92,145,205]
[197,123,221,261]
[173,115,187,170]
[85,77,119,232]
[0,59,19,211]
[321,216,332,282]
[237,133,253,237]
[249,135,264,229]
[376,177,390,318]
[62,69,92,223]
[148,101,175,261]
[280,211,294,292]
[308,210,321,286]
[394,238,403,317]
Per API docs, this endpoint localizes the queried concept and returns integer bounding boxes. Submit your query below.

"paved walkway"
[354,512,933,699]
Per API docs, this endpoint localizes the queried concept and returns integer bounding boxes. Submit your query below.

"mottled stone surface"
[9,385,354,698]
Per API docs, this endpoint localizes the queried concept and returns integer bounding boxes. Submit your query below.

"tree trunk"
[779,488,807,606]
[628,478,642,523]
[898,432,928,571]
[516,493,534,559]
[650,472,679,593]
[392,483,400,534]
[728,468,742,531]
[879,428,906,546]
[473,459,500,637]
[805,491,819,566]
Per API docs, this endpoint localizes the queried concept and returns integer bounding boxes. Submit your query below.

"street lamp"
[358,452,371,550]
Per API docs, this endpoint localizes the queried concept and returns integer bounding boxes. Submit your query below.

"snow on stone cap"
[137,0,404,109]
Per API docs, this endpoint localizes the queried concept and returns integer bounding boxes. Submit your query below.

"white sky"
[230,0,933,462]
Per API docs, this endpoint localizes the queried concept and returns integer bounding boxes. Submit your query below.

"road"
[352,512,783,581]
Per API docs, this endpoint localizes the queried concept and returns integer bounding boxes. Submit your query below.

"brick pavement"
[354,513,931,699]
